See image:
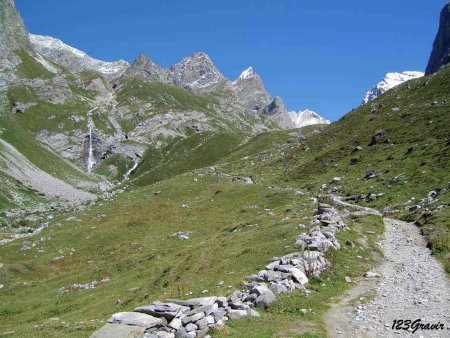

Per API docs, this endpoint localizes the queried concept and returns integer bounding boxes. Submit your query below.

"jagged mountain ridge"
[0,0,329,210]
[121,54,172,84]
[0,0,31,57]
[29,34,130,80]
[29,29,325,128]
[0,0,275,208]
[28,33,330,129]
[122,55,329,126]
[170,51,228,91]
[26,23,332,130]
[362,71,424,104]
[0,0,31,93]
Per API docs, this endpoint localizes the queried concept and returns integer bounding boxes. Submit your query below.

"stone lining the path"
[91,203,347,338]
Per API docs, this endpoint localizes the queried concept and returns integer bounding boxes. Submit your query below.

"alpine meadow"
[0,1,449,337]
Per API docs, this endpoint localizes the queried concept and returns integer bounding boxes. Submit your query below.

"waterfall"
[123,161,138,180]
[87,121,96,172]
[86,107,98,173]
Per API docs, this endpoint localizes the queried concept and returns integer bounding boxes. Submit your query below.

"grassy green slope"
[0,172,340,337]
[288,69,450,269]
[116,77,219,114]
[288,72,449,200]
[220,125,327,165]
[0,123,383,337]
[7,85,90,133]
[15,50,54,79]
[0,115,99,209]
[115,77,261,136]
[131,132,242,187]
[226,67,450,271]
[131,126,325,188]
[0,50,108,209]
[1,49,449,338]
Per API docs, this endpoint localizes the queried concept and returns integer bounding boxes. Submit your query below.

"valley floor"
[325,218,450,337]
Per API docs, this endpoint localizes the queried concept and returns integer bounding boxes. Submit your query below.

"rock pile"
[91,204,347,338]
[171,232,192,241]
[407,190,439,211]
[60,278,110,295]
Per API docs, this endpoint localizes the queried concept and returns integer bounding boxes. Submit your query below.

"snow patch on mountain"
[362,71,424,104]
[238,66,256,80]
[29,34,130,79]
[288,109,330,128]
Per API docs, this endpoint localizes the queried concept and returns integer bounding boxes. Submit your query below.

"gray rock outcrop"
[0,0,32,107]
[231,67,272,111]
[0,0,32,56]
[426,2,450,75]
[261,96,295,129]
[122,54,173,84]
[170,52,228,91]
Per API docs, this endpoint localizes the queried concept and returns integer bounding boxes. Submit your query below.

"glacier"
[362,71,424,104]
[288,109,330,128]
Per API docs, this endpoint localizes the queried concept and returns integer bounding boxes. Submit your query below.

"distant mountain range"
[28,34,329,128]
[1,0,449,209]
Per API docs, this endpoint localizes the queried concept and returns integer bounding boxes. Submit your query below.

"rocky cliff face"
[122,51,229,92]
[362,71,424,104]
[170,52,228,91]
[29,34,130,80]
[121,54,172,84]
[1,0,327,208]
[426,2,450,75]
[231,67,272,111]
[261,96,295,129]
[0,0,31,55]
[0,0,32,90]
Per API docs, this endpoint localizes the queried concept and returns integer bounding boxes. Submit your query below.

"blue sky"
[16,0,444,121]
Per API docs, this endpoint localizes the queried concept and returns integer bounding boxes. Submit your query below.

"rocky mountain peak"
[170,51,226,91]
[135,53,151,64]
[122,53,172,84]
[238,66,257,80]
[232,66,272,111]
[426,2,450,75]
[192,51,208,59]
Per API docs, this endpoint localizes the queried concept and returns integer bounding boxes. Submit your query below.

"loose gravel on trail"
[326,218,450,337]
